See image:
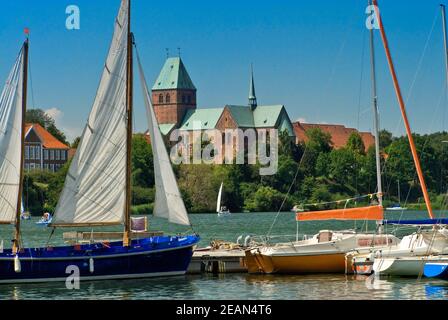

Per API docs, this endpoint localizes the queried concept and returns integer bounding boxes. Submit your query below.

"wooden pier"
[188,249,248,274]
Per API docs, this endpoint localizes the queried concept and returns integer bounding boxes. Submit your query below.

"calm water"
[0,211,447,300]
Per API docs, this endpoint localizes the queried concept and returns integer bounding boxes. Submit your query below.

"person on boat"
[41,212,50,222]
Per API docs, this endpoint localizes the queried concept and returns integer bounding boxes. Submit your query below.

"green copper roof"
[179,108,224,131]
[226,105,254,127]
[152,57,196,91]
[159,123,176,135]
[253,105,284,127]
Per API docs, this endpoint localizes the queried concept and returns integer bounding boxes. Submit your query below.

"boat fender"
[244,235,251,247]
[236,235,243,245]
[0,240,3,253]
[374,250,381,259]
[89,257,94,273]
[14,255,21,273]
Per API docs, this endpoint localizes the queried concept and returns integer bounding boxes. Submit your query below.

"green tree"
[347,132,366,155]
[71,136,81,148]
[131,134,154,188]
[301,128,333,176]
[379,129,393,151]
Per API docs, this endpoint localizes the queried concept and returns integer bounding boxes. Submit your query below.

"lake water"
[0,211,447,300]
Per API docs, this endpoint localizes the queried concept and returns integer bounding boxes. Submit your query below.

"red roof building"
[293,122,375,150]
[24,123,70,172]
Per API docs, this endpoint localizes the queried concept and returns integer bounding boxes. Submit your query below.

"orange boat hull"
[245,250,352,274]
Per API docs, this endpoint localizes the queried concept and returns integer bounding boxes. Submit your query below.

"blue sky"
[1,0,448,142]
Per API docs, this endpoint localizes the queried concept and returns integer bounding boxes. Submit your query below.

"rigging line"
[398,82,447,222]
[356,25,367,132]
[266,142,309,238]
[378,9,439,203]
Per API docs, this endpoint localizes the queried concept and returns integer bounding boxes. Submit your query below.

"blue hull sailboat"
[0,237,197,284]
[0,0,199,284]
[424,262,448,280]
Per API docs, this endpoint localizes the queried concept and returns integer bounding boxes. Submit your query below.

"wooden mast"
[123,0,133,247]
[372,0,434,219]
[13,37,29,254]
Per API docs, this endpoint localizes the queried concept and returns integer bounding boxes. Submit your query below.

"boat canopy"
[295,205,383,221]
[382,218,448,225]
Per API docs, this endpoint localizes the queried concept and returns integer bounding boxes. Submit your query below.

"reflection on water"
[1,274,447,300]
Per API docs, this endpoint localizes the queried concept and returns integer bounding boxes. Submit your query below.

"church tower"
[152,57,197,126]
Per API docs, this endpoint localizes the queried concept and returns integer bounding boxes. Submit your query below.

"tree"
[131,134,154,188]
[26,109,68,144]
[244,186,290,212]
[301,128,333,176]
[379,129,393,151]
[347,132,365,155]
[71,136,81,148]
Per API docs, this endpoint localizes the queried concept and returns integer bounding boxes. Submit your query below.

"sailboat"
[19,199,30,220]
[243,0,402,275]
[217,182,230,216]
[0,0,199,284]
[385,180,408,211]
[347,1,448,277]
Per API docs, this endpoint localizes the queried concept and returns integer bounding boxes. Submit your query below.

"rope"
[266,142,308,237]
[296,192,381,208]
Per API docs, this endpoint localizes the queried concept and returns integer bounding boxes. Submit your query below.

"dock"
[62,232,249,274]
[188,249,248,274]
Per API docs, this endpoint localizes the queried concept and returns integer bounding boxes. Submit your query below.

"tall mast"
[372,0,434,219]
[369,0,383,206]
[13,37,29,254]
[123,0,133,247]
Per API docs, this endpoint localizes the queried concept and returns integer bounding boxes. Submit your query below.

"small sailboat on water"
[385,180,407,211]
[0,0,199,284]
[217,182,231,216]
[35,212,52,225]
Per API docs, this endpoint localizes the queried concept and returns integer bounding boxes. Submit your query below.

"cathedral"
[151,57,295,139]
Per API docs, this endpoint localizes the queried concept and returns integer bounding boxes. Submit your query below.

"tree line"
[22,109,448,215]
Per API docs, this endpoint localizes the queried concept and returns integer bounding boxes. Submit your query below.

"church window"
[166,94,170,103]
[187,95,191,104]
[159,94,163,103]
[182,95,186,103]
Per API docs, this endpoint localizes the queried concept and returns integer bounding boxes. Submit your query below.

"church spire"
[249,64,257,110]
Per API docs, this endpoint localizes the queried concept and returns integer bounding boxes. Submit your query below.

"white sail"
[52,0,129,225]
[136,53,191,226]
[0,48,24,223]
[216,182,223,213]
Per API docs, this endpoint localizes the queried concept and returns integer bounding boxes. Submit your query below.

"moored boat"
[245,227,399,274]
[0,0,199,284]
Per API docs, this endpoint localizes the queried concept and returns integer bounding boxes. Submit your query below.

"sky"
[1,0,448,142]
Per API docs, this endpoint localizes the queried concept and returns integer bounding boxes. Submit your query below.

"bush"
[132,187,155,205]
[131,203,154,215]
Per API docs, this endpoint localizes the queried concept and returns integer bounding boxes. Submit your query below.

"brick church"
[148,56,375,152]
[150,57,295,139]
